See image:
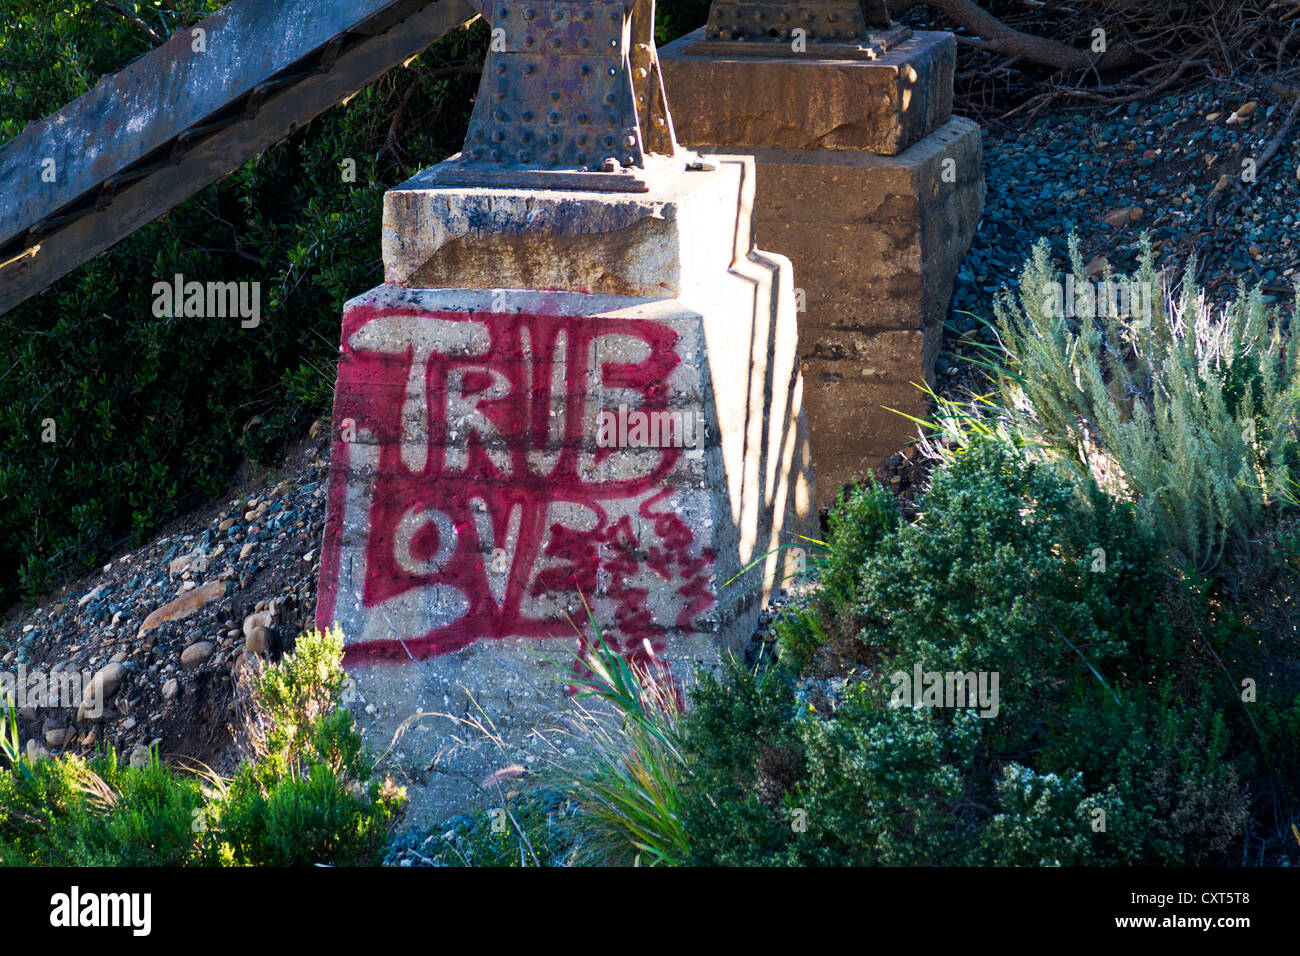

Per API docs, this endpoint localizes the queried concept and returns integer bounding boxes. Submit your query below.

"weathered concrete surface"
[660,33,984,506]
[318,156,813,824]
[748,121,985,490]
[660,28,955,156]
[383,156,754,297]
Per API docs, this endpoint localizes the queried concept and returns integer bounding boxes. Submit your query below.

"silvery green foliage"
[992,235,1300,573]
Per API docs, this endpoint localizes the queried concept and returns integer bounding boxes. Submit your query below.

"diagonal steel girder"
[0,0,479,316]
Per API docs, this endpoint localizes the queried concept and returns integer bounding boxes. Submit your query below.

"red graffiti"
[316,300,716,664]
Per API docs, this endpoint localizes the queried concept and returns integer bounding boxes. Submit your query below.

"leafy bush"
[0,625,404,865]
[668,440,1287,866]
[209,625,405,866]
[0,9,490,605]
[988,235,1300,572]
[655,0,711,44]
[0,741,204,866]
[774,481,898,673]
[853,441,1172,756]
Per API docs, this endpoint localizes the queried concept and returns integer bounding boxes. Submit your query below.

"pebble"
[180,641,215,669]
[78,662,128,721]
[168,548,208,577]
[245,627,269,656]
[129,743,150,769]
[2,413,328,767]
[243,609,273,637]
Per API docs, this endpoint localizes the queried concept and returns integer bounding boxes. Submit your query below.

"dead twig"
[103,1,166,46]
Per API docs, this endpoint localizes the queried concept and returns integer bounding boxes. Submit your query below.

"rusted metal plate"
[430,0,680,191]
[0,0,479,315]
[687,0,909,59]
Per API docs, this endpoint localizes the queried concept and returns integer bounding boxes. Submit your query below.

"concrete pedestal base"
[661,29,985,506]
[316,155,813,824]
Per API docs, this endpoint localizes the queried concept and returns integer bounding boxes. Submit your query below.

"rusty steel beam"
[0,0,478,315]
[427,0,681,193]
[689,0,909,58]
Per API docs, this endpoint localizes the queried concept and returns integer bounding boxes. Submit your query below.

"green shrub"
[655,0,711,44]
[854,441,1172,755]
[0,10,490,605]
[212,625,405,866]
[774,480,898,672]
[988,235,1300,572]
[0,626,404,866]
[670,440,1275,866]
[0,743,204,867]
[677,659,805,865]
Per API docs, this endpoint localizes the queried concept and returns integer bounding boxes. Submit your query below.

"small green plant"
[212,625,405,866]
[772,480,898,672]
[981,234,1300,572]
[0,626,404,866]
[558,610,690,866]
